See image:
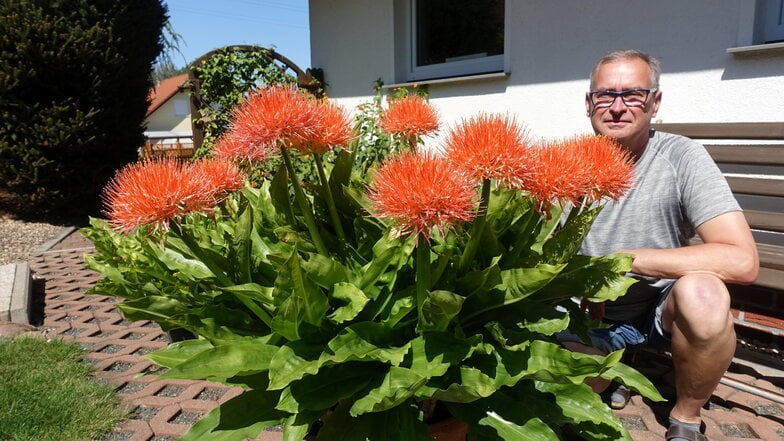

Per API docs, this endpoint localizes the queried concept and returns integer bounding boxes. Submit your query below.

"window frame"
[401,0,510,82]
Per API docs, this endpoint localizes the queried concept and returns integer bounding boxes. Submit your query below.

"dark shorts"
[556,282,674,354]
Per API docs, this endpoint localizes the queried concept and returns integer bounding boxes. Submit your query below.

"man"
[563,50,759,441]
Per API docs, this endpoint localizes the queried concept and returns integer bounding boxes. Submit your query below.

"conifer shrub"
[0,0,166,219]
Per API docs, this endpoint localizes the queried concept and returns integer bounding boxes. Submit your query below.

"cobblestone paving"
[28,231,784,441]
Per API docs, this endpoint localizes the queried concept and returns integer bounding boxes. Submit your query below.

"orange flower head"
[522,142,593,215]
[443,113,533,187]
[565,135,634,202]
[291,99,354,154]
[190,158,246,202]
[368,151,477,240]
[229,85,319,149]
[102,158,215,233]
[379,96,440,137]
[213,130,274,163]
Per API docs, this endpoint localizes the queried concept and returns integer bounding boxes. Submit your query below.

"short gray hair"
[589,50,661,90]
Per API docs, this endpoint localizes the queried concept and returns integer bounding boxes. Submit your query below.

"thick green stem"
[416,235,431,326]
[279,145,329,256]
[458,178,492,272]
[314,153,346,241]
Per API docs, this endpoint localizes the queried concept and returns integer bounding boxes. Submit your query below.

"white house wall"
[309,0,784,140]
[145,91,192,134]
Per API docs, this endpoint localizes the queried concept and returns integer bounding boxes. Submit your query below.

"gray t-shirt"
[580,130,741,321]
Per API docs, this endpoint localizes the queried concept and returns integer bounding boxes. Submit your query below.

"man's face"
[586,58,661,153]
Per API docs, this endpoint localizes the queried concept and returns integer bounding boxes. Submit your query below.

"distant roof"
[146,73,189,117]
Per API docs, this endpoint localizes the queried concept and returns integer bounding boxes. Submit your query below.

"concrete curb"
[0,262,32,324]
[34,226,76,254]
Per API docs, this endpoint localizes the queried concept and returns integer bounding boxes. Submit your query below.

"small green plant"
[0,336,125,441]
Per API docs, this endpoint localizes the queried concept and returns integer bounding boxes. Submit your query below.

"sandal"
[665,422,708,441]
[609,384,631,409]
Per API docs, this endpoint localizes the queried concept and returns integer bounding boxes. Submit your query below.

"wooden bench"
[651,122,784,294]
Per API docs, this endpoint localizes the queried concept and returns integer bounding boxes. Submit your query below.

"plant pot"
[427,417,469,441]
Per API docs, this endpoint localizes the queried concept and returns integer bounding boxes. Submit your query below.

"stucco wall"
[145,91,192,134]
[309,0,784,140]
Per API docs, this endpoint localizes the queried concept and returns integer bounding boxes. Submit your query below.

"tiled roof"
[146,73,189,117]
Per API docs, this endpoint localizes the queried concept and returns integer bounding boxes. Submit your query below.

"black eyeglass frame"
[588,87,658,108]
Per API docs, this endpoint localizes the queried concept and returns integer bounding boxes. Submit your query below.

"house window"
[734,0,784,48]
[406,0,506,81]
[174,99,189,116]
[766,0,784,43]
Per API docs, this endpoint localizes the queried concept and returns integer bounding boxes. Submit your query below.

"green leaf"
[535,382,631,440]
[420,366,497,403]
[543,206,602,264]
[600,361,666,402]
[323,322,409,366]
[146,339,215,369]
[179,389,287,441]
[275,363,382,413]
[418,290,464,332]
[268,340,324,390]
[271,249,329,340]
[479,412,558,441]
[158,339,279,381]
[316,400,431,441]
[328,282,370,324]
[350,366,427,415]
[155,246,215,279]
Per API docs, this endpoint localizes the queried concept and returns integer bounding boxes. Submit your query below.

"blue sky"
[164,0,311,71]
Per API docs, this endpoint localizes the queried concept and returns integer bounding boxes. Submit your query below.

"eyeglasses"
[588,88,658,108]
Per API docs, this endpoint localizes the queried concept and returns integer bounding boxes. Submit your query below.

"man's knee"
[665,273,733,341]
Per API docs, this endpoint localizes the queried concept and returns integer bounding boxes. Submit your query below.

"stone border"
[0,262,31,324]
[34,226,76,253]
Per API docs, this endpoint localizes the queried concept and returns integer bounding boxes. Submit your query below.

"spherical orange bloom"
[442,113,532,187]
[229,85,320,149]
[190,158,246,202]
[522,142,593,215]
[565,135,634,202]
[379,96,440,137]
[291,99,354,154]
[102,158,216,233]
[212,130,274,163]
[368,151,477,240]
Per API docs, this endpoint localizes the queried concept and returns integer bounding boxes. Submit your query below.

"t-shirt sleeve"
[677,140,741,228]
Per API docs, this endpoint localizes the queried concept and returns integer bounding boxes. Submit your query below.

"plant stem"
[458,178,491,272]
[314,153,346,241]
[416,235,431,326]
[279,144,329,256]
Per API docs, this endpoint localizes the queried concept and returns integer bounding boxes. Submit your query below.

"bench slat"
[745,210,784,234]
[725,176,784,198]
[653,122,784,139]
[758,243,784,271]
[705,145,784,166]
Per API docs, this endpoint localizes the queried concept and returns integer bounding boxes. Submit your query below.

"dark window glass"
[415,0,504,67]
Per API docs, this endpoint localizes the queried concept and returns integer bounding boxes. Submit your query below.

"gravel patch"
[0,216,70,265]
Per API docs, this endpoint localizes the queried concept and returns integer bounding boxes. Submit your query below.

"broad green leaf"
[408,333,480,379]
[543,206,602,264]
[419,366,497,403]
[221,283,275,306]
[522,340,623,384]
[271,249,329,340]
[315,400,431,441]
[350,367,427,415]
[268,340,324,390]
[155,246,215,279]
[600,361,666,402]
[479,412,558,441]
[146,339,215,368]
[301,252,352,288]
[535,382,631,440]
[158,339,279,381]
[328,282,370,324]
[275,363,383,413]
[418,290,464,332]
[179,389,287,441]
[232,198,254,283]
[323,322,409,366]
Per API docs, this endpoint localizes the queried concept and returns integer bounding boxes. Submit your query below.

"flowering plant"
[83,86,663,441]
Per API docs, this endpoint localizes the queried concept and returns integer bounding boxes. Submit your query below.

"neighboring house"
[143,73,194,158]
[308,0,784,139]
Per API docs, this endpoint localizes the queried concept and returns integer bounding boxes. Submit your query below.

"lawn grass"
[0,336,125,441]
